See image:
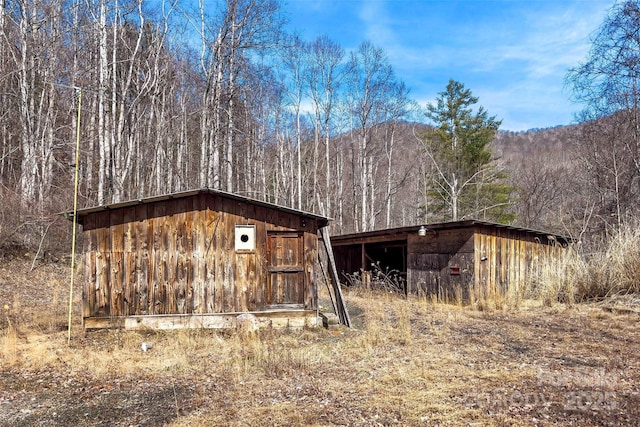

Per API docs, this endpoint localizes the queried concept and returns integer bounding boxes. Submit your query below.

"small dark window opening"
[240,234,249,243]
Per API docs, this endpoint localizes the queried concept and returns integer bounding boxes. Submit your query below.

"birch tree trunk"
[97,0,110,204]
[346,41,396,232]
[307,36,344,217]
[113,0,144,201]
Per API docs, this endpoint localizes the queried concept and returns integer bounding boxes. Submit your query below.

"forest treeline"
[1,0,639,257]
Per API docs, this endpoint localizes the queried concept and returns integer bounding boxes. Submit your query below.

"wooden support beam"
[319,227,351,327]
[317,252,339,316]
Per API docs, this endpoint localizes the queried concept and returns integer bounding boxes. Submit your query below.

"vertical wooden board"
[526,239,534,284]
[490,232,497,298]
[266,232,274,305]
[253,206,268,309]
[81,214,97,318]
[83,251,96,317]
[152,202,167,314]
[477,233,488,300]
[204,208,218,313]
[218,199,238,312]
[110,209,125,253]
[283,272,301,303]
[304,231,317,310]
[505,233,513,289]
[123,207,136,252]
[472,233,480,296]
[514,237,521,286]
[224,252,236,312]
[122,208,136,315]
[214,202,228,312]
[212,201,223,312]
[519,239,526,289]
[191,196,206,314]
[135,204,150,315]
[298,232,306,305]
[191,194,208,313]
[173,198,189,314]
[96,211,111,253]
[95,211,111,316]
[500,232,507,293]
[523,240,530,286]
[184,200,196,314]
[164,200,179,314]
[109,209,125,316]
[95,248,108,316]
[244,252,256,311]
[223,200,237,312]
[522,239,533,283]
[212,195,224,312]
[508,234,515,295]
[235,253,249,312]
[110,251,124,316]
[95,251,110,316]
[512,233,519,289]
[123,251,136,315]
[530,241,538,278]
[484,233,492,300]
[274,273,284,304]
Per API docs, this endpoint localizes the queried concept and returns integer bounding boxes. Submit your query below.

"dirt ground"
[1,258,639,426]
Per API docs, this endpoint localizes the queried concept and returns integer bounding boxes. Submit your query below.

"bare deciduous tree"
[566,0,640,233]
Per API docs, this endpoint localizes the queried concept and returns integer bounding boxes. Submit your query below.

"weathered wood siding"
[472,225,565,302]
[330,221,568,304]
[406,225,566,303]
[80,193,320,319]
[407,229,475,302]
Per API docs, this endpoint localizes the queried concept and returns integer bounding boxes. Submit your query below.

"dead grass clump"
[1,306,18,366]
[528,224,640,305]
[254,344,318,379]
[573,225,640,298]
[343,263,406,296]
[394,304,412,346]
[526,255,580,306]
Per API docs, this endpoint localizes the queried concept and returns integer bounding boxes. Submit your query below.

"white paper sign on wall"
[235,225,256,252]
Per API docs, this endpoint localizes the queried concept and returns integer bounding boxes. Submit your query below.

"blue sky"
[284,0,614,131]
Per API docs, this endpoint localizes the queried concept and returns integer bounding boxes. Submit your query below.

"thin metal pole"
[68,87,82,345]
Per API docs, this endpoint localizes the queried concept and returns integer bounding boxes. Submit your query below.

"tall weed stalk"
[528,224,640,304]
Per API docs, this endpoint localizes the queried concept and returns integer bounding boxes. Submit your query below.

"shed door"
[266,231,304,307]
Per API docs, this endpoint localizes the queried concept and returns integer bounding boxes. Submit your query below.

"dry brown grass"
[1,258,639,426]
[527,224,640,305]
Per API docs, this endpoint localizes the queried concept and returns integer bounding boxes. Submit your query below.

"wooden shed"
[330,220,571,303]
[68,188,330,330]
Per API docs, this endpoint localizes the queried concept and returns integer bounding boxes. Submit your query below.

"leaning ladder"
[318,227,351,327]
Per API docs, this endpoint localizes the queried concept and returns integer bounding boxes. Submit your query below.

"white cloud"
[286,0,613,130]
[357,0,611,130]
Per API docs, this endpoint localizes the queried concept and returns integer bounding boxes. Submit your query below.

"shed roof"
[65,188,330,227]
[330,220,572,245]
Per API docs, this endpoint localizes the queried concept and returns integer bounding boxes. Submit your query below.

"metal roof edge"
[61,187,331,223]
[330,219,573,243]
